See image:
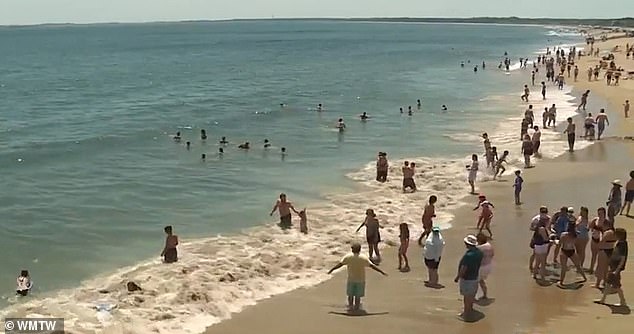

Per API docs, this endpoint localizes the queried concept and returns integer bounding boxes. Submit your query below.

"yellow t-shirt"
[341,253,371,283]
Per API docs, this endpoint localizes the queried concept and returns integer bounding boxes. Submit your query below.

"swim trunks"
[279,214,292,230]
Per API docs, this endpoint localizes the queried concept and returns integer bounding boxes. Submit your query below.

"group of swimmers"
[173,130,287,160]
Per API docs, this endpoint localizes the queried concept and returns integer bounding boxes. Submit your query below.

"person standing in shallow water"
[161,226,179,263]
[467,154,479,194]
[376,152,389,183]
[356,209,382,263]
[595,109,609,140]
[270,193,297,230]
[563,117,576,152]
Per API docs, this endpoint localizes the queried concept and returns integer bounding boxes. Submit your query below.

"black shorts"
[164,248,178,263]
[625,190,634,203]
[279,214,292,230]
[424,258,441,269]
[16,290,28,297]
[403,177,416,189]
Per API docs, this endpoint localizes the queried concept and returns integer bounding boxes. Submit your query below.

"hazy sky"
[2,0,633,25]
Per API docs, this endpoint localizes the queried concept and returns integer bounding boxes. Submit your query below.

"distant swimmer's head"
[201,154,206,160]
[20,270,29,277]
[442,105,447,110]
[552,104,556,108]
[410,162,416,167]
[417,99,421,103]
[186,141,191,146]
[404,161,409,166]
[471,154,478,161]
[542,81,545,85]
[429,195,437,204]
[338,118,343,122]
[351,242,362,254]
[176,132,181,136]
[400,107,403,112]
[221,136,226,140]
[264,139,269,143]
[164,225,173,234]
[201,129,206,134]
[219,148,224,153]
[281,147,286,153]
[482,132,488,139]
[529,105,533,109]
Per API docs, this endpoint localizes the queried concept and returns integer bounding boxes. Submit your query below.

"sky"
[2,0,633,25]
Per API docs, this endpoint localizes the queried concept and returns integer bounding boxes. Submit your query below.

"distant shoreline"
[1,16,633,29]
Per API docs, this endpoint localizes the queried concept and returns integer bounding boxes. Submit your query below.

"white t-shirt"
[424,234,445,261]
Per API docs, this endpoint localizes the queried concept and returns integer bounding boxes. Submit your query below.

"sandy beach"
[203,33,634,334]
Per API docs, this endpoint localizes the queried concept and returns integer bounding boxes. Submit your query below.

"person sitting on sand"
[595,227,628,307]
[356,209,382,263]
[476,233,494,300]
[423,227,445,288]
[455,235,483,321]
[557,221,587,287]
[398,223,410,272]
[327,243,387,312]
[270,193,297,230]
[16,270,33,297]
[161,225,179,263]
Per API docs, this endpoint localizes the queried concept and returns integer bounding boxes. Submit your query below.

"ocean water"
[0,21,588,332]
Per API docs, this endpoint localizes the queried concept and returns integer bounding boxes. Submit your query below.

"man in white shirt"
[423,227,445,288]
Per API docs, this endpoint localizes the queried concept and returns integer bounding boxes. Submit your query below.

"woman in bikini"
[531,218,551,281]
[589,207,608,274]
[356,209,382,263]
[558,222,587,287]
[595,220,617,289]
[575,207,590,270]
[398,223,410,272]
[473,196,494,238]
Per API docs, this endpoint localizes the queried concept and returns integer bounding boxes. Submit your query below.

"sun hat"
[463,234,477,246]
[567,207,574,213]
[612,179,622,186]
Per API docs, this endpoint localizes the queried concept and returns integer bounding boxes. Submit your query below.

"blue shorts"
[346,281,365,298]
[459,279,479,297]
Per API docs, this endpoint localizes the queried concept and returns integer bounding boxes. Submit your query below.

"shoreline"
[203,31,634,334]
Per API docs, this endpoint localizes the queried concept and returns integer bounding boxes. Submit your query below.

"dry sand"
[204,33,634,334]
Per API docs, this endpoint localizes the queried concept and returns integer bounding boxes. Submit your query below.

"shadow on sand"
[329,310,389,317]
[457,310,485,323]
[594,301,632,315]
[474,297,496,306]
[557,281,585,290]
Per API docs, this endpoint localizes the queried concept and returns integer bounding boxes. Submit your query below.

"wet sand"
[204,34,634,334]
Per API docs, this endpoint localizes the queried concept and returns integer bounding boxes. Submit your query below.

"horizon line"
[1,16,633,28]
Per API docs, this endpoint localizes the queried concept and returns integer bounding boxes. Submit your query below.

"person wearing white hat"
[607,180,623,223]
[423,226,445,288]
[454,234,483,321]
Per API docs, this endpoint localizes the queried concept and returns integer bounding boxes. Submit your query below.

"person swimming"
[360,112,369,121]
[201,154,206,160]
[264,139,271,148]
[399,107,403,114]
[417,99,422,108]
[200,129,207,140]
[317,103,323,112]
[442,105,448,111]
[238,142,250,149]
[219,136,228,144]
[186,141,191,150]
[173,131,181,142]
[218,148,224,156]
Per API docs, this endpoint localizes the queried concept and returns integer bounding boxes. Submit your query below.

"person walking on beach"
[521,134,533,168]
[595,109,609,140]
[625,100,630,118]
[423,227,445,288]
[595,228,628,307]
[513,170,524,205]
[563,117,576,152]
[270,193,298,230]
[16,270,33,297]
[327,242,387,312]
[557,221,588,287]
[454,235,483,321]
[531,126,542,156]
[467,154,479,194]
[578,90,590,111]
[596,218,617,289]
[398,223,410,272]
[476,233,494,300]
[376,152,389,183]
[548,104,557,128]
[493,150,509,180]
[530,207,552,280]
[541,81,547,100]
[525,105,535,127]
[584,113,596,140]
[356,209,382,263]
[621,171,634,217]
[574,65,579,82]
[575,207,591,270]
[607,180,623,223]
[420,195,437,240]
[160,225,179,263]
[589,207,609,275]
[521,85,530,102]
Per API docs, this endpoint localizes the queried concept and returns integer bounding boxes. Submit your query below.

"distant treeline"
[268,17,634,28]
